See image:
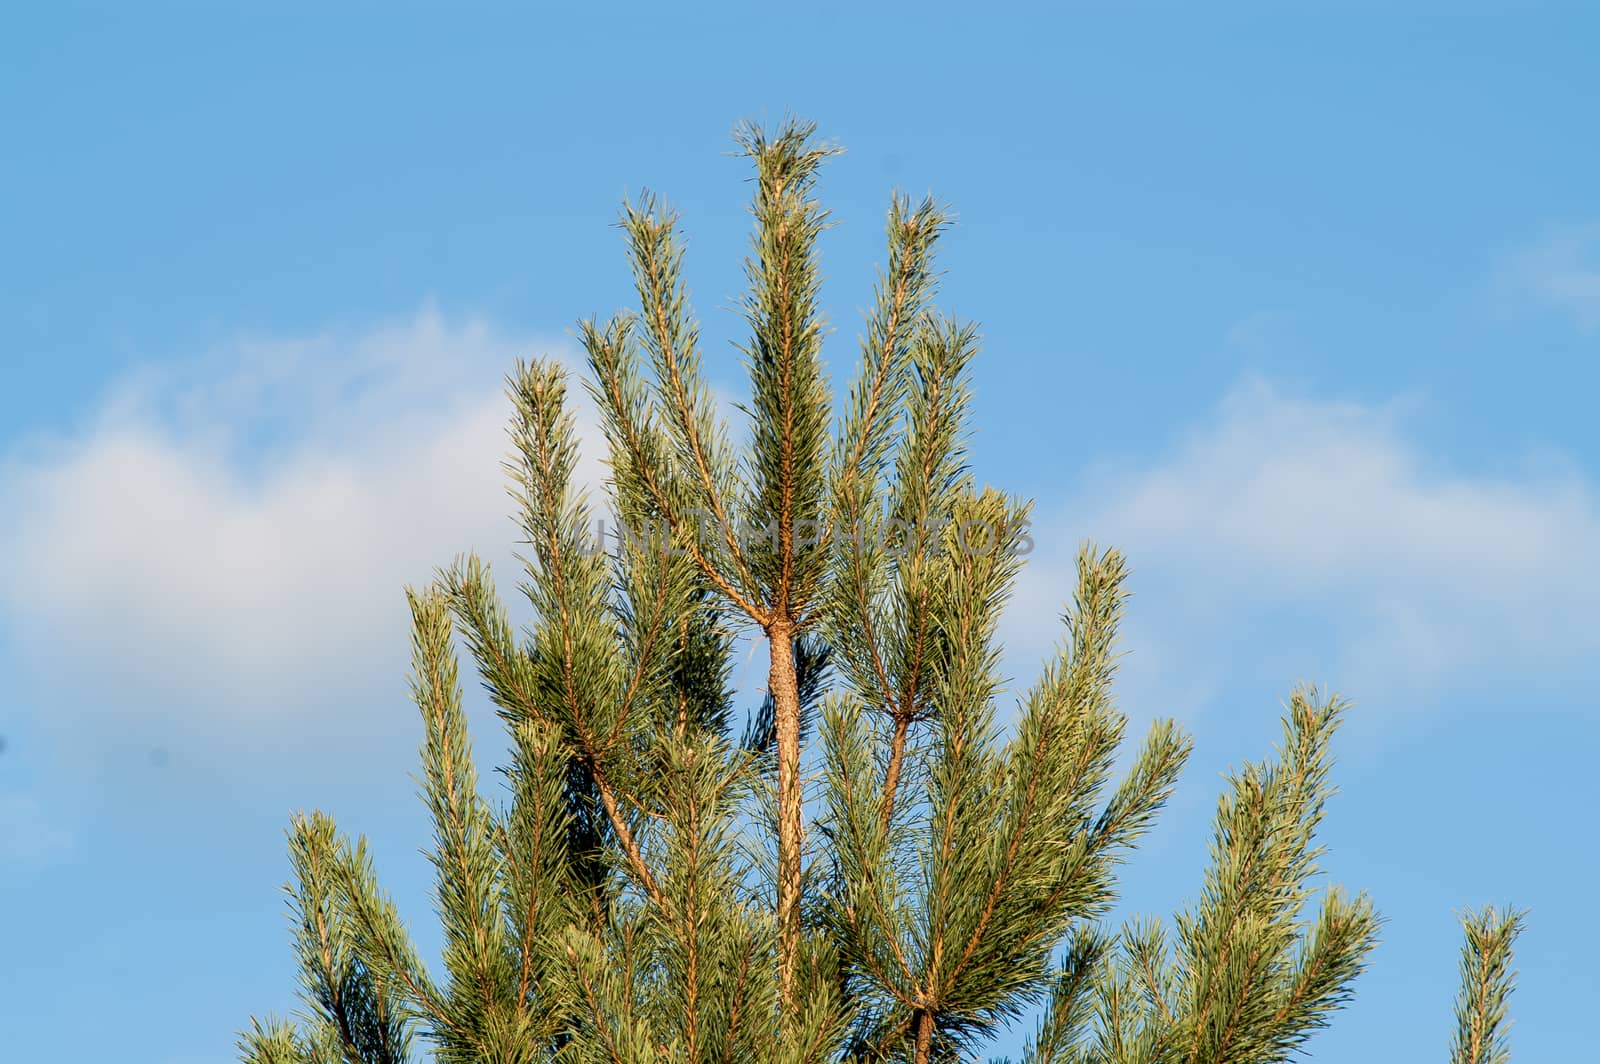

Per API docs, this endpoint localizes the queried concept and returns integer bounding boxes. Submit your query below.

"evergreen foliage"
[1448,907,1525,1064]
[240,118,1525,1063]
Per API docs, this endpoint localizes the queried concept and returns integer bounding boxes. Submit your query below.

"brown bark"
[879,714,911,830]
[913,1008,934,1064]
[767,619,804,1013]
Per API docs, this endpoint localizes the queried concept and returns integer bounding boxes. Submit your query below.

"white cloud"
[1009,377,1600,714]
[1500,225,1600,332]
[0,310,600,744]
[7,310,1595,755]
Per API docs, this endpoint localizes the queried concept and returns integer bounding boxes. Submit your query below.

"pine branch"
[238,1016,324,1064]
[621,195,758,607]
[1062,689,1380,1064]
[914,541,1186,1057]
[876,318,982,829]
[583,315,769,622]
[331,832,458,1050]
[495,714,576,1030]
[827,195,950,729]
[1449,906,1525,1064]
[506,360,672,909]
[1024,928,1110,1064]
[406,587,522,1054]
[284,811,412,1064]
[734,115,836,622]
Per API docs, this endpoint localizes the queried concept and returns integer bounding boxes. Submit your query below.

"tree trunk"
[914,1008,934,1064]
[766,619,804,1013]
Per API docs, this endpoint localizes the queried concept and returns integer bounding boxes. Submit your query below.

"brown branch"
[1270,929,1331,1032]
[522,386,674,914]
[447,581,551,730]
[878,716,912,832]
[753,171,823,1011]
[590,757,666,908]
[722,942,753,1063]
[878,570,932,825]
[1212,945,1265,1062]
[1186,779,1275,1062]
[1463,925,1497,1064]
[769,173,799,622]
[860,1013,916,1062]
[948,675,1089,986]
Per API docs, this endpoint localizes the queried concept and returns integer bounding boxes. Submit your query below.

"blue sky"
[2,2,1597,1061]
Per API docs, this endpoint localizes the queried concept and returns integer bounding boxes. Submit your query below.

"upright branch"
[824,193,953,835]
[407,588,525,1051]
[620,196,756,607]
[501,361,668,908]
[1449,906,1526,1064]
[734,118,838,1012]
[278,811,411,1064]
[873,317,981,831]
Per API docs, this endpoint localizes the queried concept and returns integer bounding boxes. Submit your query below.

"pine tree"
[240,118,1524,1064]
